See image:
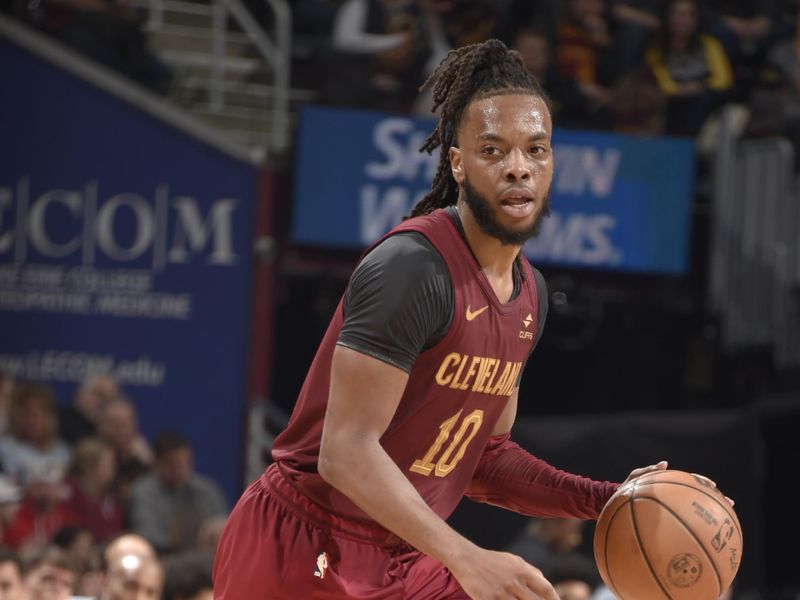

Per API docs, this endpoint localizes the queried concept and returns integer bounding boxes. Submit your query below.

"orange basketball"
[593,470,743,600]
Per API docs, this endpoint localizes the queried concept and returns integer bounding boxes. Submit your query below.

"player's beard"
[462,177,551,246]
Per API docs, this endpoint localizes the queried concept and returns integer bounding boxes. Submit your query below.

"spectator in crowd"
[60,374,122,445]
[102,532,156,566]
[0,545,27,600]
[551,0,615,128]
[100,551,163,600]
[423,0,499,51]
[0,477,22,546]
[541,553,602,600]
[609,0,662,76]
[20,545,79,600]
[0,372,14,436]
[129,431,227,554]
[705,0,793,80]
[195,516,226,555]
[96,398,152,499]
[494,0,564,46]
[513,27,614,128]
[554,0,614,88]
[644,0,735,135]
[62,437,125,543]
[51,526,94,574]
[0,383,71,486]
[328,0,433,111]
[2,465,76,552]
[162,550,213,600]
[74,546,105,599]
[505,517,588,567]
[609,67,667,133]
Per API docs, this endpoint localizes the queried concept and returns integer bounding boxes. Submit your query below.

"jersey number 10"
[409,409,484,477]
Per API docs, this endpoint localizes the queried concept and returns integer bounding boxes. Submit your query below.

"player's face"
[449,94,553,246]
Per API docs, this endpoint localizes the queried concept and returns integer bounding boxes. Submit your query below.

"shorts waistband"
[263,463,408,549]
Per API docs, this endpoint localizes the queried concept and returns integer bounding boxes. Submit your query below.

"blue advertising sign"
[0,36,255,501]
[292,106,695,274]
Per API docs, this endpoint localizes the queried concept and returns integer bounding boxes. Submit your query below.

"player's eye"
[482,146,500,155]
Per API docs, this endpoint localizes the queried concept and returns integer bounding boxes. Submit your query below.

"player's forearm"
[318,436,476,568]
[465,433,618,519]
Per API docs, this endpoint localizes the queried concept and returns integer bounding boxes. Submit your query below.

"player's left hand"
[621,460,668,486]
[691,472,736,507]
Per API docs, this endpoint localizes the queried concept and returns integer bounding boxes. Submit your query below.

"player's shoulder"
[358,231,448,280]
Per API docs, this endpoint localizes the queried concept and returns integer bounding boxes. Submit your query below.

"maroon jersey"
[271,209,539,527]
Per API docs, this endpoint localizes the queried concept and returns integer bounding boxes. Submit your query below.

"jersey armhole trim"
[335,341,413,375]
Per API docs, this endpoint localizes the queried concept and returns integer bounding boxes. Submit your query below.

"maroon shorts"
[213,463,468,599]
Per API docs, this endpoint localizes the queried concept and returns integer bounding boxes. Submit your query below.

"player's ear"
[449,146,464,184]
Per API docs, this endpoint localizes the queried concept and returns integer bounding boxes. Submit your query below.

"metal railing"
[142,0,291,156]
[710,106,800,368]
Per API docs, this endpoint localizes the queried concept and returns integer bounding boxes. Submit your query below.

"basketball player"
[214,39,667,600]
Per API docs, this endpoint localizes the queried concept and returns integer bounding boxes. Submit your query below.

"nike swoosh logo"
[466,304,489,321]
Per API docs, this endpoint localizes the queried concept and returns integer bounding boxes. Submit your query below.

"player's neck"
[456,202,521,280]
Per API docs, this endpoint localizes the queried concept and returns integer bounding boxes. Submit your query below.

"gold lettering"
[435,352,461,387]
[459,356,484,390]
[410,411,462,476]
[479,358,500,394]
[435,410,484,476]
[502,362,523,396]
[490,361,513,396]
[472,358,492,393]
[449,353,470,389]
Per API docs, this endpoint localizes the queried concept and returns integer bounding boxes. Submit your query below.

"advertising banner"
[0,36,255,501]
[292,106,695,274]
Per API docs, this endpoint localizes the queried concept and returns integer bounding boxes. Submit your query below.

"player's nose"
[503,148,530,182]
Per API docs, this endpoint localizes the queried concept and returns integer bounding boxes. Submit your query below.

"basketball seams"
[632,496,723,598]
[629,489,675,600]
[601,498,629,600]
[595,472,741,600]
[630,479,742,541]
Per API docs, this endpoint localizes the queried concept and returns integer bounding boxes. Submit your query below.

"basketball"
[593,470,742,600]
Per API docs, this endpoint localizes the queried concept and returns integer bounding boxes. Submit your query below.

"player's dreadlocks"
[411,39,549,218]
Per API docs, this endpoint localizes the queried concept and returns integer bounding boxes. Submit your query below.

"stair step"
[149,30,252,55]
[182,76,317,104]
[147,22,251,43]
[159,50,262,76]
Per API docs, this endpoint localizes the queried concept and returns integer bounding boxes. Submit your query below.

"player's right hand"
[449,548,560,600]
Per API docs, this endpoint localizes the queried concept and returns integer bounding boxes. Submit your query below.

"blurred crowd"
[0,370,226,600]
[291,0,800,153]
[3,0,798,151]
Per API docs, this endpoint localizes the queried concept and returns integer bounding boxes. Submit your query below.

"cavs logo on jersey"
[313,552,329,579]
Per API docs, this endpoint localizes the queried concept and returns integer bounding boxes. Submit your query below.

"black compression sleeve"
[337,232,453,372]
